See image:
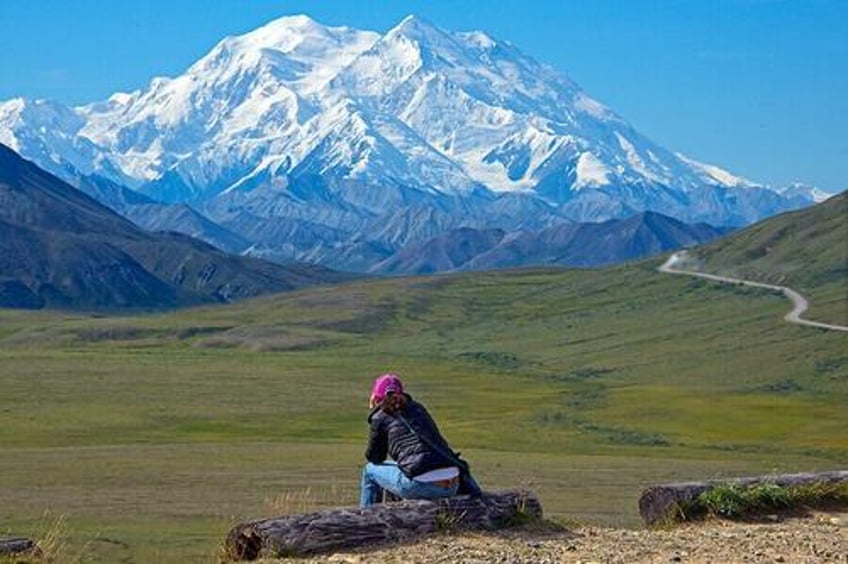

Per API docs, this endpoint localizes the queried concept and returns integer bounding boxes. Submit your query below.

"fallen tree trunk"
[226,490,541,560]
[0,537,39,558]
[639,470,848,525]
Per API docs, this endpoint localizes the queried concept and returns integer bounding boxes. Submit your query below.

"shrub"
[696,480,848,520]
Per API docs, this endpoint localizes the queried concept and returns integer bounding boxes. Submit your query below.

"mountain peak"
[0,13,816,234]
[268,14,321,28]
[203,13,377,67]
[385,14,453,47]
[393,14,438,32]
[226,14,336,53]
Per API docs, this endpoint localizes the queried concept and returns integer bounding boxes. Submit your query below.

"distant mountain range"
[0,14,833,275]
[372,212,730,275]
[0,144,351,310]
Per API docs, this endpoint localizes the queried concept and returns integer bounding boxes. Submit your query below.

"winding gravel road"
[659,251,848,333]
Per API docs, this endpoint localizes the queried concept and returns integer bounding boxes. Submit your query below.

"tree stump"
[639,470,848,525]
[226,490,542,560]
[0,537,39,558]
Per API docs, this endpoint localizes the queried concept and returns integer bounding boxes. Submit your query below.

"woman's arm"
[364,415,388,463]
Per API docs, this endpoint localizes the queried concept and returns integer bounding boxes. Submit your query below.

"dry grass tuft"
[263,484,357,516]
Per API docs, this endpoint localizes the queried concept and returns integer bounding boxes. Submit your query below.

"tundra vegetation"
[1,256,846,561]
[694,481,848,520]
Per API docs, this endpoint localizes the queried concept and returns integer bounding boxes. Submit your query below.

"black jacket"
[365,394,456,478]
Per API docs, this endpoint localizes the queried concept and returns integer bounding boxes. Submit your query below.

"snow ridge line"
[658,252,848,333]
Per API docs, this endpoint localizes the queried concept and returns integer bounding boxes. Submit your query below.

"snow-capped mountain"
[0,14,828,272]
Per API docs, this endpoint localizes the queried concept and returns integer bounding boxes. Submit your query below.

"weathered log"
[0,537,39,557]
[639,470,848,525]
[226,490,542,560]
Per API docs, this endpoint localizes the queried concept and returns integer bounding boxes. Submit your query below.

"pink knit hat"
[370,373,404,403]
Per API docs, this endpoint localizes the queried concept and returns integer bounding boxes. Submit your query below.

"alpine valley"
[0,15,832,274]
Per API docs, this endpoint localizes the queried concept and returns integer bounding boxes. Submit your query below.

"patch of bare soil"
[286,511,847,563]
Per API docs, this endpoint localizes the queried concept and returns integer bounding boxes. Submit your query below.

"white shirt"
[414,466,460,482]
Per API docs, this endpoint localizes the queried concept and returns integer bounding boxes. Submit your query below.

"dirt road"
[659,251,848,333]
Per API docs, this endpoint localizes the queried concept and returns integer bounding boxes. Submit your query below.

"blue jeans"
[359,461,459,507]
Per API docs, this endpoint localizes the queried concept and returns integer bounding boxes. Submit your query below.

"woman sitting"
[360,373,480,506]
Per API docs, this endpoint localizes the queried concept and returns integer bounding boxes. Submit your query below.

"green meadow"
[698,193,847,326]
[1,259,846,561]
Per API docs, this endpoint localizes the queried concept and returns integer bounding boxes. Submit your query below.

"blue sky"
[1,0,845,190]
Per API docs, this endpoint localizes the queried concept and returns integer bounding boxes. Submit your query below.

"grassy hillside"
[1,256,845,560]
[0,144,352,310]
[695,192,847,325]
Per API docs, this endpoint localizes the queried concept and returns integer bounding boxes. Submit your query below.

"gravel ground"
[286,512,847,564]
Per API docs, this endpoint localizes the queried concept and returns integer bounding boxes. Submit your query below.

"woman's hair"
[380,391,408,415]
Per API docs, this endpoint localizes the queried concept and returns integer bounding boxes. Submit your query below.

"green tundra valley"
[1,196,846,562]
